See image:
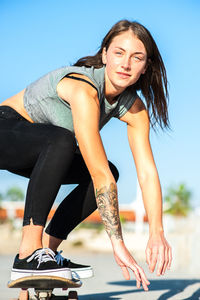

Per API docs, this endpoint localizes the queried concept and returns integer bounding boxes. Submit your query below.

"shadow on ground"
[8,279,200,300]
[77,279,200,300]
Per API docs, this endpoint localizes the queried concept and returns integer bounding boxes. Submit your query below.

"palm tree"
[164,183,192,217]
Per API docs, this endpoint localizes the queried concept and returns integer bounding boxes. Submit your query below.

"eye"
[115,51,123,56]
[134,56,142,61]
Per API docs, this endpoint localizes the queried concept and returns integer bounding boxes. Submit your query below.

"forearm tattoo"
[96,183,122,240]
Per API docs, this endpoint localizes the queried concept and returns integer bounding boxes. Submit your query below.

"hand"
[146,232,172,276]
[112,240,150,291]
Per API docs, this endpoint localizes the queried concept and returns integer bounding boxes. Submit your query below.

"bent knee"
[47,127,76,150]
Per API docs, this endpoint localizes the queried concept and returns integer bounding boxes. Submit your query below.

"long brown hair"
[74,20,169,130]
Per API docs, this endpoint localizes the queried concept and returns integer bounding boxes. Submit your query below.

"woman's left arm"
[119,98,172,276]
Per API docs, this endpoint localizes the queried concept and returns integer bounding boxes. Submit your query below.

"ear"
[102,47,107,65]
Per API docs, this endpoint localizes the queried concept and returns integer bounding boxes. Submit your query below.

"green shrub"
[164,183,192,217]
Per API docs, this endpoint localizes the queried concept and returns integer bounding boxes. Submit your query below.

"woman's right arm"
[57,78,150,290]
[59,78,121,238]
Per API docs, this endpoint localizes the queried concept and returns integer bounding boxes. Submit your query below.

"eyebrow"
[115,47,146,56]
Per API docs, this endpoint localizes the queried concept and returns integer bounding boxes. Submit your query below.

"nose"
[121,55,131,71]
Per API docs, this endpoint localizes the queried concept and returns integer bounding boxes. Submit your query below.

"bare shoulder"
[57,73,99,106]
[120,97,149,129]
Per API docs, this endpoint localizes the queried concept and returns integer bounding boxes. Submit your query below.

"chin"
[114,81,133,91]
[115,76,136,87]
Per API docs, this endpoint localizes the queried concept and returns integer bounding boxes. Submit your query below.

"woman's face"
[102,30,147,95]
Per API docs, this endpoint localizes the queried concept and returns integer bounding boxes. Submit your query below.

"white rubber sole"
[71,267,93,279]
[11,267,72,281]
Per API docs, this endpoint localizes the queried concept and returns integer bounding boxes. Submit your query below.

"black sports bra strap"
[65,74,98,94]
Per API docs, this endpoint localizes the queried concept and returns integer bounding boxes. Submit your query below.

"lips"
[116,72,131,79]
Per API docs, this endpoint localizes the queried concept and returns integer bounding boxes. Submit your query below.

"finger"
[146,248,151,266]
[156,247,165,276]
[134,265,150,291]
[167,246,172,269]
[136,278,141,289]
[141,275,150,291]
[149,248,158,273]
[162,247,169,275]
[130,265,141,289]
[121,266,130,280]
[142,279,149,291]
[138,267,150,286]
[138,267,150,291]
[131,265,142,283]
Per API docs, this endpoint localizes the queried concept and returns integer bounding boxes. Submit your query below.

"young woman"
[0,20,172,291]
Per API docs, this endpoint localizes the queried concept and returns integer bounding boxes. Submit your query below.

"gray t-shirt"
[24,65,138,133]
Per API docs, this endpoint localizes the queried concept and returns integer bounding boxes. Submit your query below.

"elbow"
[137,169,159,187]
[90,168,115,187]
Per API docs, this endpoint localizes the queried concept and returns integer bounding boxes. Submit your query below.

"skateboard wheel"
[68,290,78,299]
[19,289,29,300]
[35,290,52,299]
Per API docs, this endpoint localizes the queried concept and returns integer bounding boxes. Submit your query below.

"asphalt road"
[1,253,200,300]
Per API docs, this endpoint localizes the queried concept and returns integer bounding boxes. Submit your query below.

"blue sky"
[0,0,199,206]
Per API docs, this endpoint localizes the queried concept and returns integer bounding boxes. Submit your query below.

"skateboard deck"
[8,275,82,299]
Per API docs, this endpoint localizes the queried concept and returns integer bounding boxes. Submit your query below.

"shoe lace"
[55,250,69,267]
[27,248,56,268]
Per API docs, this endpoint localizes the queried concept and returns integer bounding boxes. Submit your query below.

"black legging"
[0,106,119,239]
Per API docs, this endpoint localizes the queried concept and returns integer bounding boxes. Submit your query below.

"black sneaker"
[55,251,93,279]
[11,248,72,281]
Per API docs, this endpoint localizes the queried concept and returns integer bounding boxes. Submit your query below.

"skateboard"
[8,275,82,299]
